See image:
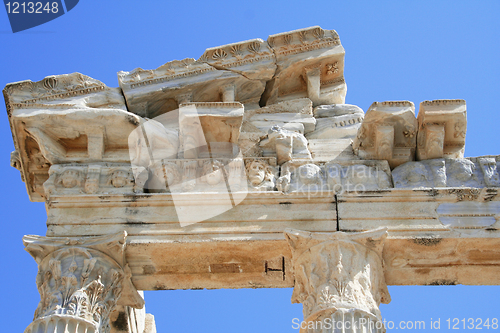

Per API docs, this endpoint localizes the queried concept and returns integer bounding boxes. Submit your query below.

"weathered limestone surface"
[4,26,500,333]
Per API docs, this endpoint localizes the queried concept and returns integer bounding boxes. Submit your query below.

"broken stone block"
[307,138,359,161]
[476,156,500,187]
[353,101,417,168]
[416,99,466,161]
[313,104,363,118]
[392,155,500,188]
[446,157,486,188]
[325,160,393,192]
[306,104,364,140]
[277,161,327,194]
[260,125,312,165]
[118,58,267,118]
[277,159,392,194]
[3,73,139,201]
[261,26,346,107]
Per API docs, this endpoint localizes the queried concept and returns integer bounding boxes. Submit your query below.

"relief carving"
[23,232,144,333]
[260,125,312,165]
[245,159,278,191]
[43,163,141,198]
[393,155,500,189]
[353,101,417,168]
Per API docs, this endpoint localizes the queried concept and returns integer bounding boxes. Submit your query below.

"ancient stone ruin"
[4,26,500,333]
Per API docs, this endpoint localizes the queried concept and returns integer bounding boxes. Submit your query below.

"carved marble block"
[244,158,278,191]
[23,232,144,333]
[325,160,393,192]
[416,99,466,160]
[277,161,327,194]
[392,159,446,188]
[198,38,276,82]
[306,104,364,140]
[7,26,499,333]
[146,157,278,193]
[147,157,248,193]
[285,229,391,333]
[353,101,417,169]
[118,58,268,118]
[43,163,141,197]
[277,160,392,194]
[261,26,346,107]
[4,73,141,201]
[392,155,500,188]
[260,126,312,165]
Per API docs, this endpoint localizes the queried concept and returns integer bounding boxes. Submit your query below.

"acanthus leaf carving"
[285,228,390,332]
[24,232,144,333]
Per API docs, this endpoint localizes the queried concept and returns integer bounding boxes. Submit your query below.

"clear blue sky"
[1,1,500,332]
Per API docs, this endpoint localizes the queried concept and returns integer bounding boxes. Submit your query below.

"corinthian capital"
[285,228,391,332]
[23,231,144,333]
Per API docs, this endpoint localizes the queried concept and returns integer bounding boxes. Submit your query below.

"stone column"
[285,228,391,333]
[23,231,144,333]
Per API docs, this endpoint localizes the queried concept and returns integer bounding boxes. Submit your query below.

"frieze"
[43,163,140,197]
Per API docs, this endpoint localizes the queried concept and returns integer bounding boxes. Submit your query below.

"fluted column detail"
[23,231,144,333]
[285,228,391,333]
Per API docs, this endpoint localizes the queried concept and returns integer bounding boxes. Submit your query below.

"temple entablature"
[5,25,500,333]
